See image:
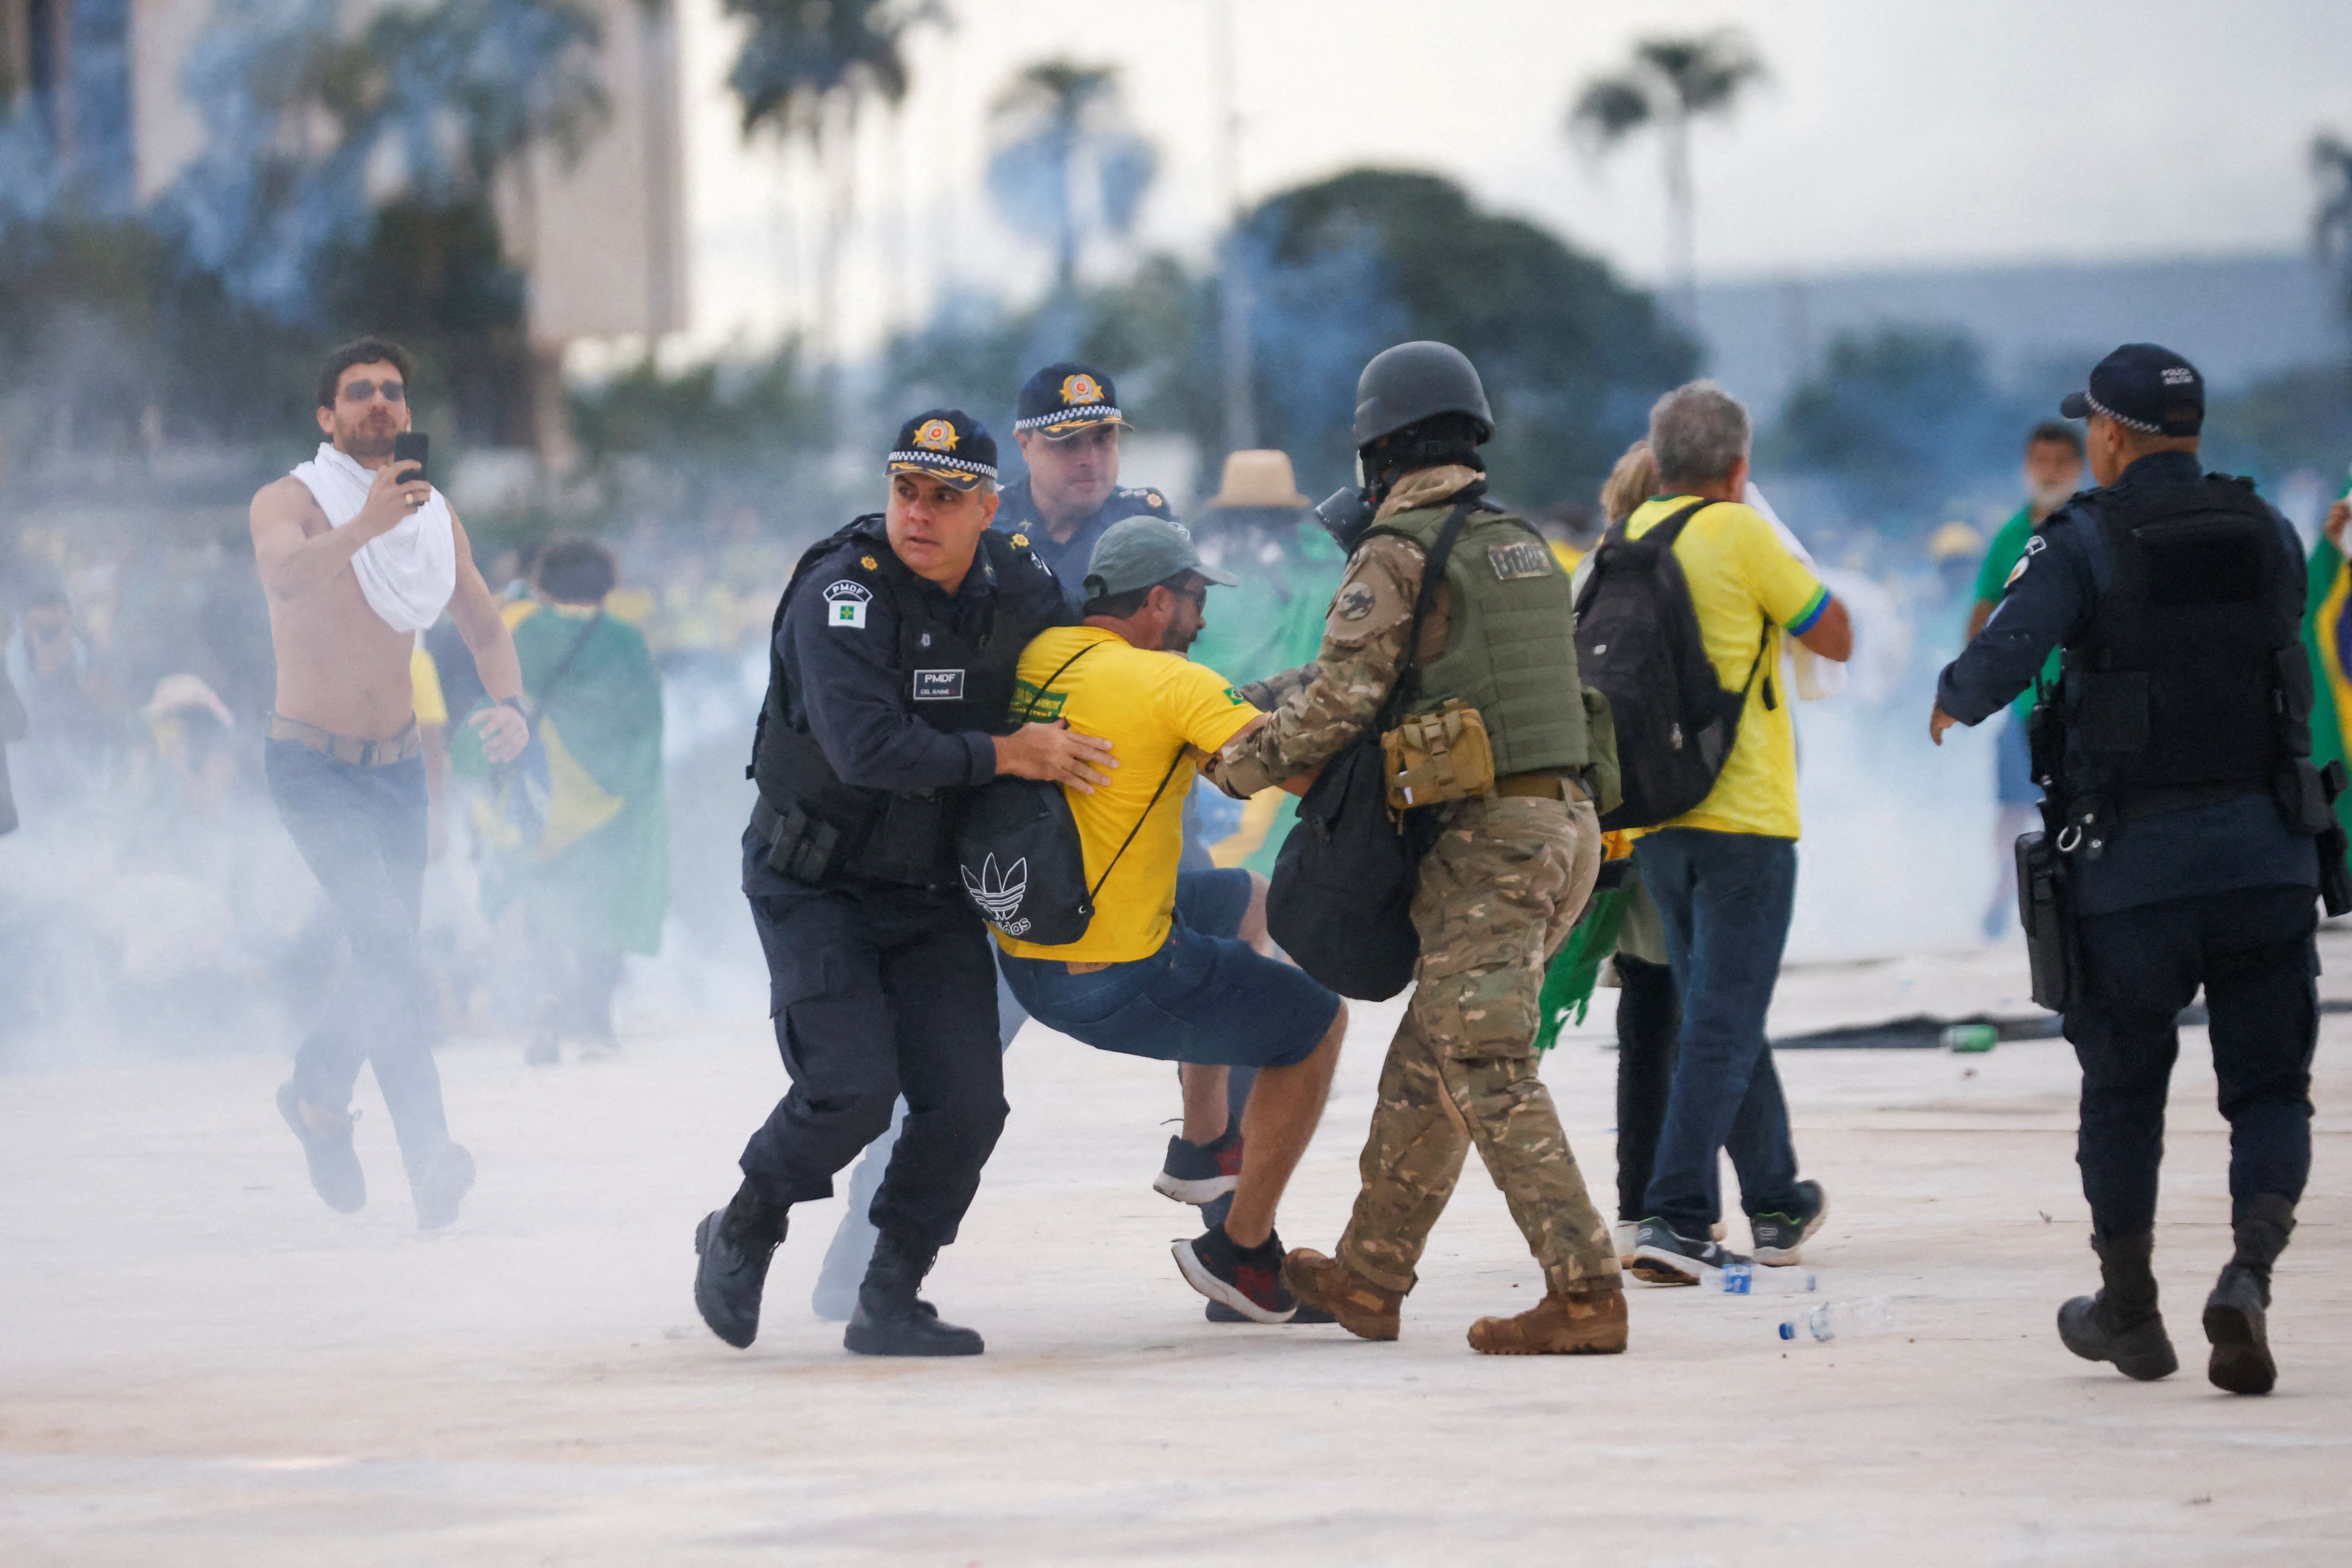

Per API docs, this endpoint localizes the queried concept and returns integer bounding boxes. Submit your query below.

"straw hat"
[1928,521,1984,563]
[1207,450,1311,511]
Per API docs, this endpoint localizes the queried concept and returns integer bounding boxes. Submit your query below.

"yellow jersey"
[995,627,1259,963]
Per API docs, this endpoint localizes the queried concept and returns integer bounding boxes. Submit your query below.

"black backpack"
[1265,495,1479,1000]
[954,641,1184,946]
[1573,500,1770,832]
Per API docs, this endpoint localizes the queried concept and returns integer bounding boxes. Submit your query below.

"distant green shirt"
[1973,505,2063,723]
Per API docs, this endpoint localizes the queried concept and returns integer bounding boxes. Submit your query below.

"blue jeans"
[1632,828,1805,1236]
[998,870,1339,1069]
[265,740,449,1169]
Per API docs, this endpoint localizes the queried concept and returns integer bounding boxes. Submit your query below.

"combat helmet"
[1352,341,1494,448]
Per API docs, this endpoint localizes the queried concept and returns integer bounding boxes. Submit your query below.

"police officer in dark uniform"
[1933,344,2342,1396]
[692,410,1112,1357]
[994,361,1177,611]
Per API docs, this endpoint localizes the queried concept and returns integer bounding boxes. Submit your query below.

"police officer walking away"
[994,361,1178,609]
[693,410,1108,1357]
[1206,342,1627,1354]
[1933,344,2338,1395]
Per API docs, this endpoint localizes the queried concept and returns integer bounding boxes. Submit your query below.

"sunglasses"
[340,379,406,404]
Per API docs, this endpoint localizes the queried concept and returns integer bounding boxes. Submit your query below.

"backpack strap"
[1616,497,1777,709]
[1086,750,1189,903]
[1619,496,1713,549]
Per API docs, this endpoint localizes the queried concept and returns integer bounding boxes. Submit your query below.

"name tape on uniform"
[913,669,966,701]
[1487,541,1555,581]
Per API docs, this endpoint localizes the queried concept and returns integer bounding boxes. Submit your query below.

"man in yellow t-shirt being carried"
[994,517,1351,1324]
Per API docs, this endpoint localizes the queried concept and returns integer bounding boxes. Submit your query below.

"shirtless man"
[251,337,531,1228]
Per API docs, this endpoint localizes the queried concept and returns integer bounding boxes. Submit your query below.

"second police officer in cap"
[1934,344,2346,1397]
[994,361,1178,611]
[691,410,1112,1357]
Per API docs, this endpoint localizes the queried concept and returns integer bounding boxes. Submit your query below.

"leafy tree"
[2314,130,2352,330]
[986,60,1157,291]
[887,168,1694,508]
[1772,325,2027,521]
[160,0,608,320]
[1569,30,1764,323]
[726,0,944,366]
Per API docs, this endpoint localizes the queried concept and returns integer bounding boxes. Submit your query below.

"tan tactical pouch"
[1382,699,1497,810]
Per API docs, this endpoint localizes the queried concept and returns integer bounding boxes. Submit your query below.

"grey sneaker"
[1750,1181,1827,1265]
[1628,1218,1750,1286]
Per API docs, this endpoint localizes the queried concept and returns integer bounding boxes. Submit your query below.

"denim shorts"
[997,868,1340,1068]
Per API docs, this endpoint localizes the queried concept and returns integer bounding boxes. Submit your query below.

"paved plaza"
[3,937,2346,1565]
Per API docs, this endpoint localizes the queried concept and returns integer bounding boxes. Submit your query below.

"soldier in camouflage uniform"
[1204,342,1626,1355]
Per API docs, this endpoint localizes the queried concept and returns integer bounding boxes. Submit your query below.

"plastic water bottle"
[1718,1262,1818,1295]
[1778,1295,1898,1344]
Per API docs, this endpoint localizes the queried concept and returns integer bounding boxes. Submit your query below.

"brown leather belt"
[267,713,423,767]
[1495,772,1588,803]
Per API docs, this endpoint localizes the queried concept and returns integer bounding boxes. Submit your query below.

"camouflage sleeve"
[1236,662,1322,712]
[1204,535,1421,797]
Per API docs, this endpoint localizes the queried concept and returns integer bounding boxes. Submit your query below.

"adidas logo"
[962,853,1030,935]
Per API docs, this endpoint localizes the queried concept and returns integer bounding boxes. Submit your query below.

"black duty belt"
[2115,779,2271,822]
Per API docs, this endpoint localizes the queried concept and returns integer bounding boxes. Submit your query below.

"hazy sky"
[671,0,2352,354]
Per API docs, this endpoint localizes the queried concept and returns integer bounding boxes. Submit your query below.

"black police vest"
[2061,472,2309,814]
[747,518,1037,887]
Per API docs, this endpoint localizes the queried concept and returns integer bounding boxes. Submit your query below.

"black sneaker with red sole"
[1154,1129,1243,1205]
[1175,1225,1296,1323]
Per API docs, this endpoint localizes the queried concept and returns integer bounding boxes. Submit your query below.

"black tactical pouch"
[2016,829,2086,1013]
[2317,760,2352,918]
[765,802,846,885]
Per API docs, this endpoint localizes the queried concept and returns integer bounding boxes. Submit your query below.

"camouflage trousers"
[1336,793,1620,1298]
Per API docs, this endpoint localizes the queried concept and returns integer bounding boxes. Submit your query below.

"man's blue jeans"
[1632,828,1805,1237]
[266,740,449,1170]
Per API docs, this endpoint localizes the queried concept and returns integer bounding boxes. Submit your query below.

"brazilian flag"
[2304,481,2352,840]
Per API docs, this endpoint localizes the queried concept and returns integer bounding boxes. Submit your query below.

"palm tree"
[725,0,943,364]
[1569,30,1764,325]
[986,59,1157,291]
[2314,131,2352,328]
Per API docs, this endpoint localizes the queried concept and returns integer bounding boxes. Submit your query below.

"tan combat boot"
[1467,1283,1629,1355]
[1284,1248,1402,1341]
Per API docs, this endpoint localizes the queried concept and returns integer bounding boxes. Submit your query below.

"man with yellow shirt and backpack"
[1582,381,1854,1286]
[991,516,1351,1324]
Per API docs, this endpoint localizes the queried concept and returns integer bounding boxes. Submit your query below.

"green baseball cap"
[1083,516,1238,601]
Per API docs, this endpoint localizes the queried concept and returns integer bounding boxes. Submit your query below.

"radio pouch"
[1382,699,1496,811]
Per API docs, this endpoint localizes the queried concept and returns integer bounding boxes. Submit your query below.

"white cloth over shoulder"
[1745,481,1847,701]
[290,443,456,633]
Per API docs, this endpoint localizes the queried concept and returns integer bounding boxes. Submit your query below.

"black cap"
[2059,343,2204,437]
[887,409,998,490]
[1014,362,1131,438]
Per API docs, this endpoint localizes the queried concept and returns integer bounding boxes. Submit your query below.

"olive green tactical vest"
[1369,505,1590,775]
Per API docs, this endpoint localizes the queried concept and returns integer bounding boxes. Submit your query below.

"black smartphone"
[392,431,430,486]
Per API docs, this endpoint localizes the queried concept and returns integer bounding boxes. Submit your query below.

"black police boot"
[693,1183,789,1350]
[2204,1193,2295,1395]
[2057,1230,2177,1381]
[844,1230,984,1357]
